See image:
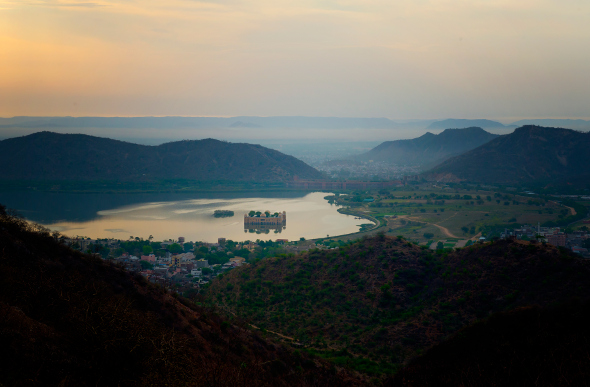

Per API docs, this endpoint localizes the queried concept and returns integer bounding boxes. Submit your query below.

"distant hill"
[510,118,590,131]
[207,235,590,376]
[0,116,400,129]
[0,131,324,182]
[426,119,508,130]
[0,205,359,386]
[355,127,498,168]
[427,125,590,185]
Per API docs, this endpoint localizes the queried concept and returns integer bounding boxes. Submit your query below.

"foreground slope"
[208,235,590,376]
[428,125,590,185]
[0,132,323,182]
[390,302,590,386]
[0,205,359,386]
[356,127,497,168]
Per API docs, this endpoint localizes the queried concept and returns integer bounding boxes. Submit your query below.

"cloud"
[20,0,105,7]
[1,0,589,118]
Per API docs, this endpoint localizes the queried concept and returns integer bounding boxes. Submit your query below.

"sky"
[1,0,589,119]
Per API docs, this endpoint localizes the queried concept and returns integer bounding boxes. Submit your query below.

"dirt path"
[550,200,577,216]
[431,223,460,238]
[250,324,296,341]
[564,205,577,216]
[224,306,297,342]
[405,212,461,239]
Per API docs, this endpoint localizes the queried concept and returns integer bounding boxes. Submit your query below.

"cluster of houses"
[118,239,251,293]
[501,223,590,257]
[61,236,254,293]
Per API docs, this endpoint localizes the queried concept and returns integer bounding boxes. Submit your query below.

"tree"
[248,210,256,217]
[142,245,153,255]
[436,241,444,250]
[139,260,154,270]
[423,233,434,239]
[169,243,183,254]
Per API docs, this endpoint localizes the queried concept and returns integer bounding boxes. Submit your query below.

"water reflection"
[0,191,368,242]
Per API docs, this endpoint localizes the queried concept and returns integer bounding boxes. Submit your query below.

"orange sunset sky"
[1,0,589,119]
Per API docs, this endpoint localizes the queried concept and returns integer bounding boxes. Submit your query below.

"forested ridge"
[208,234,590,378]
[0,132,324,182]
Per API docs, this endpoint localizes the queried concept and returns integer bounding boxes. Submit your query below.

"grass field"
[326,185,579,245]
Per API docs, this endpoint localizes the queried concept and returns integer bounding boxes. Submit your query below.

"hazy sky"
[1,0,589,119]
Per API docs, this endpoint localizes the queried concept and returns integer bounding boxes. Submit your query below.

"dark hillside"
[0,132,324,182]
[390,302,590,386]
[0,205,360,386]
[355,127,497,168]
[428,125,590,185]
[207,235,590,376]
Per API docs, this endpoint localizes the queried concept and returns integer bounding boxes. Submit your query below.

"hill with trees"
[427,125,590,186]
[354,127,498,168]
[389,301,590,386]
[0,204,362,386]
[206,235,590,378]
[0,132,324,182]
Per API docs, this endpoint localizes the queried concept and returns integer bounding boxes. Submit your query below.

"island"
[213,210,234,218]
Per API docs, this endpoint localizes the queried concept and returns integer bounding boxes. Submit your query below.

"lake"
[0,191,370,242]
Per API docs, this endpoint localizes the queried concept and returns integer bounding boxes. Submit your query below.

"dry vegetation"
[0,205,362,386]
[208,234,590,377]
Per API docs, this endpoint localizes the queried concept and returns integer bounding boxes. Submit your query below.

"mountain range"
[424,119,509,131]
[355,127,498,168]
[0,131,324,182]
[427,125,590,185]
[2,116,589,131]
[0,116,400,130]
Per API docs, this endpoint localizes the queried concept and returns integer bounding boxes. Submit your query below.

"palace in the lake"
[244,211,287,226]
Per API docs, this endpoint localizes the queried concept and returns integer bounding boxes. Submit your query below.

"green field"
[325,185,583,244]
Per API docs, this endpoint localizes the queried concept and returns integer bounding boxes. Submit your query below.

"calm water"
[0,191,369,242]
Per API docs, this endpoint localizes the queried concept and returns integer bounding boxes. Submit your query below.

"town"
[62,232,346,297]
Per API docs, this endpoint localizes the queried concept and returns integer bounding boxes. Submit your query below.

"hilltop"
[427,125,590,186]
[425,119,508,131]
[355,127,498,168]
[0,205,361,386]
[0,132,324,182]
[207,235,590,377]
